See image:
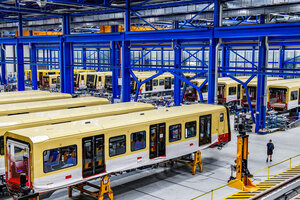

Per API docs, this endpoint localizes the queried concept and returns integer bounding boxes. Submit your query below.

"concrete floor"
[4,115,300,200]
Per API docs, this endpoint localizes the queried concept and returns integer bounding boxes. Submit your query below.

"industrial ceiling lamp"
[37,0,47,8]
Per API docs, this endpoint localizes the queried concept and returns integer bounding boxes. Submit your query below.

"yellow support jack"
[176,150,203,175]
[228,124,258,192]
[68,175,113,200]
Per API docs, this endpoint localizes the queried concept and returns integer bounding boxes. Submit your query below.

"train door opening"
[146,80,153,92]
[165,77,171,90]
[150,123,166,159]
[6,139,30,189]
[218,85,225,104]
[237,85,241,100]
[199,115,212,146]
[82,135,105,178]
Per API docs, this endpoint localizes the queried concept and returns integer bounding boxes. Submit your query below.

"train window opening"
[237,85,241,99]
[199,115,212,146]
[0,136,3,155]
[131,131,146,151]
[169,124,182,142]
[146,80,153,91]
[6,139,30,187]
[220,113,224,122]
[153,80,158,86]
[81,75,84,81]
[109,135,126,157]
[159,79,164,86]
[269,88,287,106]
[150,123,166,159]
[201,85,208,93]
[185,121,196,138]
[291,91,298,101]
[229,87,237,95]
[165,77,172,89]
[43,145,77,173]
[171,78,174,85]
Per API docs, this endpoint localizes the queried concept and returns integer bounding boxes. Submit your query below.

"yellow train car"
[0,97,109,116]
[0,93,71,105]
[218,77,282,105]
[4,103,230,194]
[41,75,60,90]
[0,102,154,176]
[241,78,299,107]
[0,90,49,97]
[268,81,300,110]
[75,72,112,91]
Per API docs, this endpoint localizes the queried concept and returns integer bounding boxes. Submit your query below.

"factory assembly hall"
[0,0,300,200]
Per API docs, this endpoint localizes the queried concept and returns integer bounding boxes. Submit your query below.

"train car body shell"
[0,97,109,116]
[5,104,230,194]
[0,93,71,105]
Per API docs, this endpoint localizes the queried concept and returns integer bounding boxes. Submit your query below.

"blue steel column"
[122,0,131,102]
[174,21,182,106]
[279,46,285,78]
[30,44,38,90]
[255,15,267,133]
[60,14,73,94]
[1,45,6,85]
[221,46,228,77]
[82,48,87,70]
[17,13,25,91]
[111,25,121,102]
[208,0,220,104]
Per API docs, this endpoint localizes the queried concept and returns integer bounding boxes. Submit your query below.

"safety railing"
[190,154,300,200]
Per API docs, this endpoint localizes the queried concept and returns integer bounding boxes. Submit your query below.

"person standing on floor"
[266,139,275,162]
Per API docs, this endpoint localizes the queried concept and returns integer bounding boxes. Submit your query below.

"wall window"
[153,80,158,86]
[185,121,197,138]
[291,91,298,100]
[229,87,237,95]
[169,124,182,142]
[220,113,224,122]
[131,131,146,151]
[43,145,77,173]
[159,79,164,86]
[109,135,126,157]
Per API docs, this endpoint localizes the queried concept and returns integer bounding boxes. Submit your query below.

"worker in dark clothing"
[266,139,275,162]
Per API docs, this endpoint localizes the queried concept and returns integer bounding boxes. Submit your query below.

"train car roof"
[8,104,226,143]
[0,90,49,97]
[0,97,109,116]
[268,80,300,89]
[0,93,71,105]
[247,78,300,87]
[0,102,153,137]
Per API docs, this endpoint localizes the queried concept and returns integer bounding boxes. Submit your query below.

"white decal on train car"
[0,156,4,175]
[226,95,237,103]
[288,101,299,110]
[33,167,82,193]
[166,138,199,158]
[106,151,148,173]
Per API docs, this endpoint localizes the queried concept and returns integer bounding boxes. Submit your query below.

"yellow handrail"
[190,154,300,200]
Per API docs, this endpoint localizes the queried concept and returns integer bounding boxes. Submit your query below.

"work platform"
[224,164,300,199]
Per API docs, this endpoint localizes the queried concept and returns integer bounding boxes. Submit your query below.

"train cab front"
[5,138,33,196]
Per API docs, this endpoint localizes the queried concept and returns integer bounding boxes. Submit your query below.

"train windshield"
[6,139,30,190]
